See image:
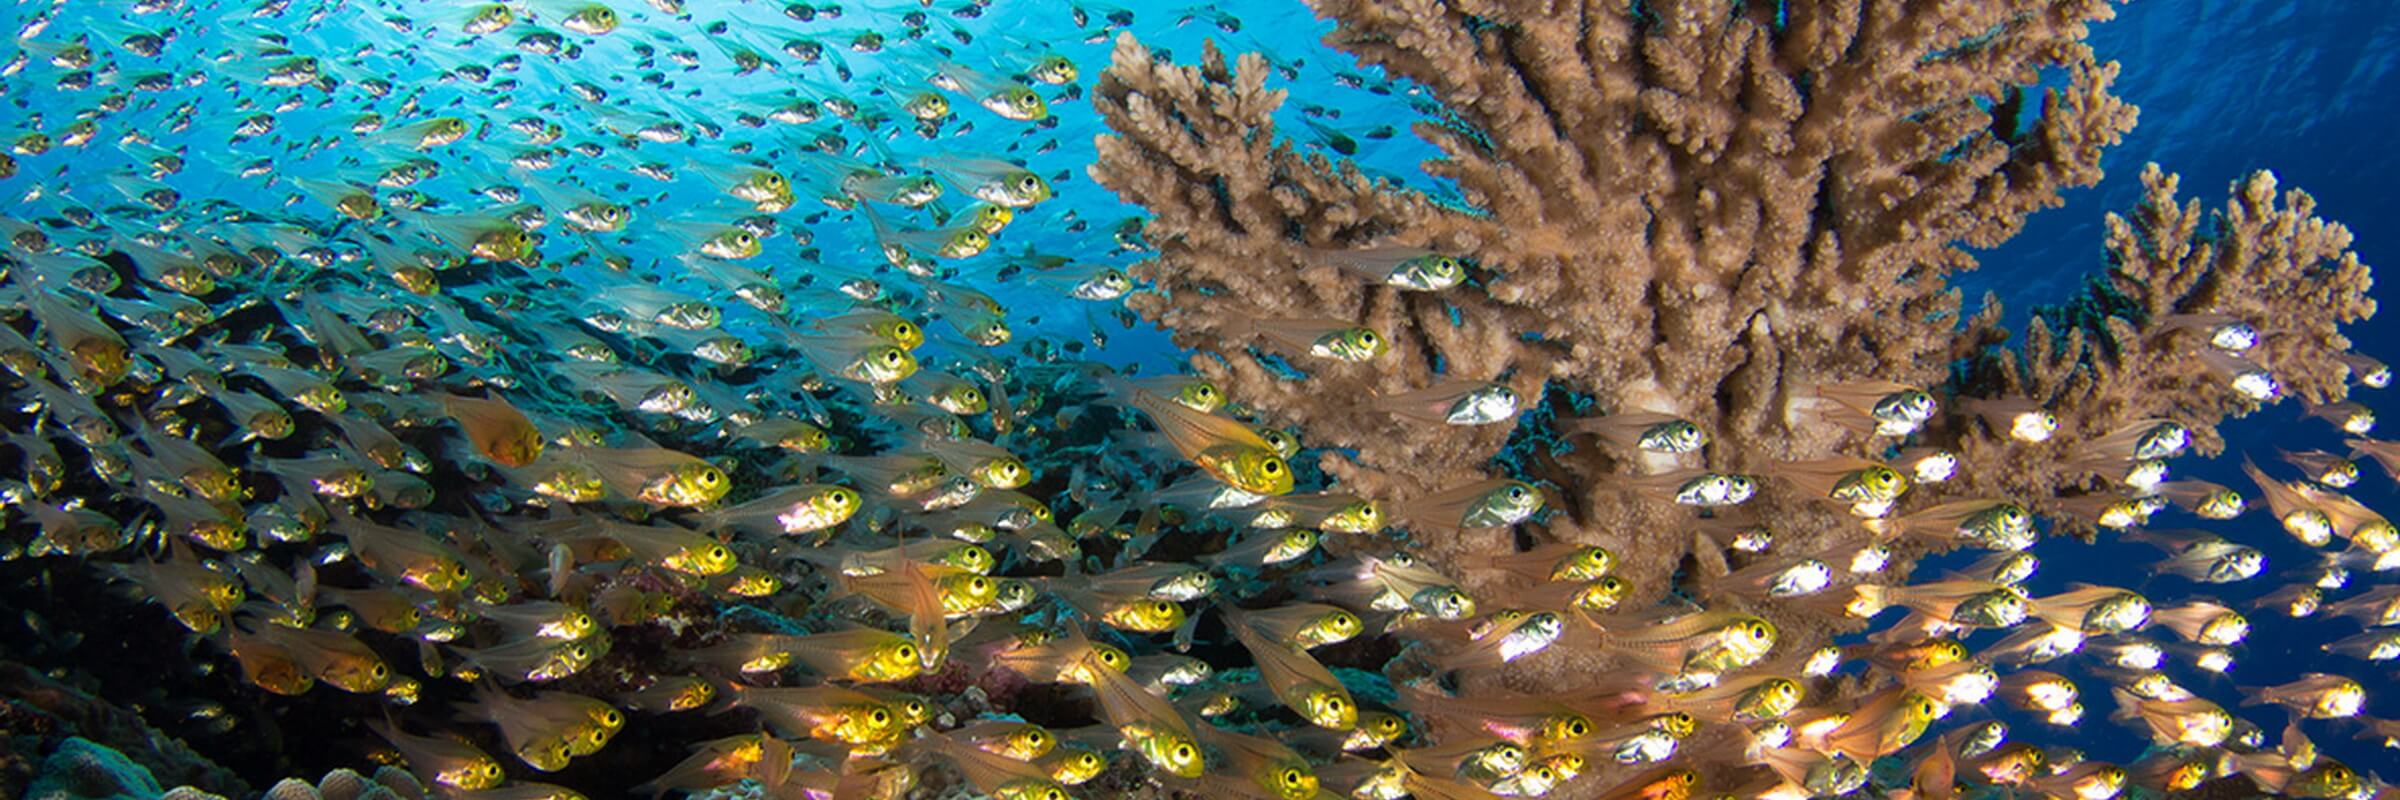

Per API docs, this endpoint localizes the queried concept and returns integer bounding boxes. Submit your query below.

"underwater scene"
[1,0,2397,799]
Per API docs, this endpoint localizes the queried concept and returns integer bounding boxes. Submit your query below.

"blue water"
[1975,3,2400,330]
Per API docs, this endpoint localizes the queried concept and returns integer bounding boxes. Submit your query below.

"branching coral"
[1092,0,2373,723]
[1096,0,2133,588]
[1949,165,2376,518]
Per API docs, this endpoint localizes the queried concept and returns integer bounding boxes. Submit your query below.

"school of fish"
[0,1,2395,800]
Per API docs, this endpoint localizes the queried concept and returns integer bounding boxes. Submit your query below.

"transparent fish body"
[1609,467,1753,510]
[1402,478,1543,529]
[1126,389,1291,495]
[726,684,903,747]
[28,293,130,386]
[549,362,698,414]
[1310,246,1467,291]
[1602,611,1778,676]
[699,483,861,537]
[573,448,726,507]
[332,513,472,593]
[369,719,505,790]
[1230,617,1356,729]
[494,456,608,503]
[2025,586,2152,634]
[793,333,920,384]
[920,59,1048,120]
[1561,411,1707,454]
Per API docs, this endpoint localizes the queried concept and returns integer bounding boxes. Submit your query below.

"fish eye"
[1568,719,1588,736]
[882,351,903,365]
[1507,486,1527,499]
[707,546,729,560]
[897,644,917,659]
[1749,622,1770,639]
[371,663,389,678]
[602,710,623,726]
[870,709,891,724]
[1262,460,1282,474]
[1281,769,1305,787]
[482,764,501,778]
[1174,744,1194,760]
[1360,332,1379,346]
[1018,176,1040,191]
[971,577,991,591]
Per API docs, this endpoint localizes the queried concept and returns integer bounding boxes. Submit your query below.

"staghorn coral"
[1093,0,2134,591]
[1091,0,2372,739]
[1948,164,2376,518]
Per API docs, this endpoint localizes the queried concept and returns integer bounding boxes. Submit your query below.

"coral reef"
[1091,0,2370,703]
[10,732,423,800]
[242,767,426,800]
[26,737,163,800]
[0,0,2386,798]
[0,662,248,799]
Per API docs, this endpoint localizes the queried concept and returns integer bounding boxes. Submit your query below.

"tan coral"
[1093,0,2140,606]
[1094,4,2374,792]
[1948,165,2376,521]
